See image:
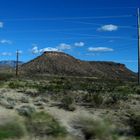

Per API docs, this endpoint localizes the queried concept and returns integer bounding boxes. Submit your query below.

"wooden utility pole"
[137,8,140,84]
[16,50,19,76]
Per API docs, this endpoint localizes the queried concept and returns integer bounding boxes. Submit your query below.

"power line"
[6,36,136,41]
[0,27,102,33]
[44,7,137,10]
[8,36,137,41]
[66,21,137,29]
[1,15,133,21]
[63,32,137,40]
[1,26,136,33]
[1,23,137,33]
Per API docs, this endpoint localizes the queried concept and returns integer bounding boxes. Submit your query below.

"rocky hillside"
[20,51,136,81]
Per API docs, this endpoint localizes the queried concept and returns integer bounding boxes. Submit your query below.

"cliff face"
[20,51,136,81]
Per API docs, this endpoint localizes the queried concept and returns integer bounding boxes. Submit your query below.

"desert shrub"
[82,84,102,93]
[73,117,135,140]
[83,93,104,107]
[91,94,104,107]
[133,86,140,95]
[49,84,64,92]
[35,83,65,93]
[0,81,4,88]
[0,73,14,81]
[135,88,140,95]
[73,117,118,140]
[128,112,140,137]
[105,92,129,105]
[36,85,48,93]
[115,85,132,94]
[8,81,25,89]
[46,136,78,140]
[26,111,67,137]
[60,95,76,111]
[16,105,36,117]
[0,121,25,139]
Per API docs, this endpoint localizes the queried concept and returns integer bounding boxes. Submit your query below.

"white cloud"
[74,42,85,47]
[31,44,39,54]
[0,39,12,44]
[31,43,73,55]
[31,43,72,55]
[1,52,12,56]
[88,47,114,52]
[57,43,71,50]
[40,47,59,53]
[98,24,118,32]
[0,22,3,28]
[31,44,59,54]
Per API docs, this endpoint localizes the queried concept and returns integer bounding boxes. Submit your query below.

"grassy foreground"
[0,74,140,140]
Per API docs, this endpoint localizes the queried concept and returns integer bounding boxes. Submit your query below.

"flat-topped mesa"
[43,51,76,59]
[20,51,136,81]
[43,51,60,55]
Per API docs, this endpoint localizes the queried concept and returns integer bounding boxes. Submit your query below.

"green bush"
[115,86,131,93]
[129,113,140,136]
[0,82,4,88]
[0,73,14,81]
[61,95,76,111]
[73,117,118,140]
[8,81,25,89]
[105,92,129,105]
[83,93,104,107]
[0,121,25,139]
[36,85,48,93]
[133,86,140,95]
[16,105,36,117]
[26,111,67,137]
[73,117,135,140]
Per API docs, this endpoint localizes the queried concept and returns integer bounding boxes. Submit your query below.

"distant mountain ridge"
[20,51,136,81]
[0,60,23,68]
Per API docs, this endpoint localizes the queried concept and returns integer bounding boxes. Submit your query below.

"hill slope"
[20,51,136,81]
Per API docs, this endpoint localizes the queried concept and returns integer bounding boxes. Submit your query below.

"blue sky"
[0,0,139,72]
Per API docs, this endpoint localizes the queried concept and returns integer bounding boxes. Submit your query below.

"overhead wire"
[0,11,138,60]
[65,21,137,29]
[1,15,133,21]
